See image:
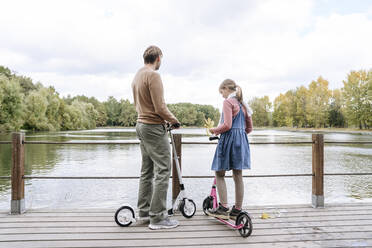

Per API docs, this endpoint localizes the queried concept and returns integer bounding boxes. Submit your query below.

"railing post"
[11,132,25,214]
[172,133,182,203]
[312,134,324,208]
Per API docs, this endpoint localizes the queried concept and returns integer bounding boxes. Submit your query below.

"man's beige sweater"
[132,66,178,124]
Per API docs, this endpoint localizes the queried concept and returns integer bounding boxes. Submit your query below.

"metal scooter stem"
[167,123,194,217]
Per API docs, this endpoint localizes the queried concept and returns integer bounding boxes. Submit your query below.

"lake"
[0,128,371,210]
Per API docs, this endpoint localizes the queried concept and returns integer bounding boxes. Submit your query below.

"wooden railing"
[1,133,372,214]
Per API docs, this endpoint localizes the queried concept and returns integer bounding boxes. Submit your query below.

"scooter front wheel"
[180,199,196,218]
[202,196,214,215]
[115,206,135,227]
[236,212,253,237]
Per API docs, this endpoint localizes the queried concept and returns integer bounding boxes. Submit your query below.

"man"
[132,45,180,230]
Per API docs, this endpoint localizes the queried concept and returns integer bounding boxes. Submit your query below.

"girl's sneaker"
[229,206,242,220]
[207,203,229,220]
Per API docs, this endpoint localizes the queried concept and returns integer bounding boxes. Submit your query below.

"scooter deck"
[205,211,244,229]
[205,211,230,220]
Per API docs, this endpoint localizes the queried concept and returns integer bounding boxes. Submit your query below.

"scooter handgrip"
[209,136,219,141]
[172,123,181,128]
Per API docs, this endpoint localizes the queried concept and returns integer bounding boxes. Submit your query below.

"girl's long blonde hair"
[219,79,243,103]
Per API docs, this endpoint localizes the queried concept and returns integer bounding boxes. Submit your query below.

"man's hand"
[172,122,181,129]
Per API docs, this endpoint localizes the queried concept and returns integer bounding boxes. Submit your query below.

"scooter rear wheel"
[115,206,135,227]
[236,212,253,237]
[180,199,196,218]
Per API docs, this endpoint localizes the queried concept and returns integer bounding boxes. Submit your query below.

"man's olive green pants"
[136,122,171,224]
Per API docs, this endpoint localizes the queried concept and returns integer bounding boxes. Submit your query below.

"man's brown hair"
[143,46,163,64]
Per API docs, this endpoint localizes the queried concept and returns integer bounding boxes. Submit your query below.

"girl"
[208,79,253,220]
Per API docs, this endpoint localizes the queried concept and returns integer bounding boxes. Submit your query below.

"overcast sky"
[1,0,371,108]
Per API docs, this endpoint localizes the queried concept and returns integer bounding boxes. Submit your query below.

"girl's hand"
[209,128,215,135]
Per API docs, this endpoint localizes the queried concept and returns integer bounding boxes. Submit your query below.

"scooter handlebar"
[209,136,219,141]
[166,122,181,131]
[172,123,181,129]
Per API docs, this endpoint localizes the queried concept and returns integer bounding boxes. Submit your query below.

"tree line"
[249,69,371,129]
[0,66,220,132]
[1,65,371,131]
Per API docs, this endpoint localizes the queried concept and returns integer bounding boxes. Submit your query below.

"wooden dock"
[0,203,371,248]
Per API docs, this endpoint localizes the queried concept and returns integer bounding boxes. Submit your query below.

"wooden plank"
[0,232,370,248]
[1,208,371,219]
[2,225,372,241]
[9,205,372,215]
[1,215,372,228]
[256,219,372,229]
[3,204,372,218]
[138,240,372,248]
[1,212,371,223]
[0,221,372,235]
[1,202,369,215]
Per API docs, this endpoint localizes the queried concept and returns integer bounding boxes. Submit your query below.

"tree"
[293,86,308,127]
[58,100,97,130]
[45,87,62,130]
[168,103,198,126]
[195,104,220,126]
[64,95,108,127]
[71,100,98,129]
[118,99,137,127]
[272,93,291,127]
[0,75,24,131]
[23,87,63,131]
[87,97,108,127]
[366,71,372,128]
[60,103,81,130]
[23,89,52,131]
[18,76,37,96]
[306,77,331,128]
[328,89,345,127]
[0,66,13,78]
[342,70,371,129]
[104,96,121,126]
[167,103,220,127]
[249,96,272,126]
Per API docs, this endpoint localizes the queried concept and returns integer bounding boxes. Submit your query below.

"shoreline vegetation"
[260,127,372,134]
[2,126,371,135]
[1,65,371,133]
[96,126,372,135]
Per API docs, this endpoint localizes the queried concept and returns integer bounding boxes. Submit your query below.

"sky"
[1,0,371,108]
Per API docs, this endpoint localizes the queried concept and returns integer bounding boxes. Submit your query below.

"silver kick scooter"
[166,123,196,218]
[114,123,196,227]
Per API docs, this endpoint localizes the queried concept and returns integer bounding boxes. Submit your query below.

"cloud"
[0,0,371,106]
[27,71,134,101]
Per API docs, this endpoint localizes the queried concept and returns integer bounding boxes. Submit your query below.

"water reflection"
[0,144,11,192]
[346,175,372,199]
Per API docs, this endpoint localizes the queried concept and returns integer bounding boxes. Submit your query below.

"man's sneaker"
[135,216,150,225]
[207,203,229,220]
[148,217,179,230]
[229,206,242,220]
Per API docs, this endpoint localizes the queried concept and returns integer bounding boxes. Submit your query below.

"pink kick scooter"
[202,136,253,238]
